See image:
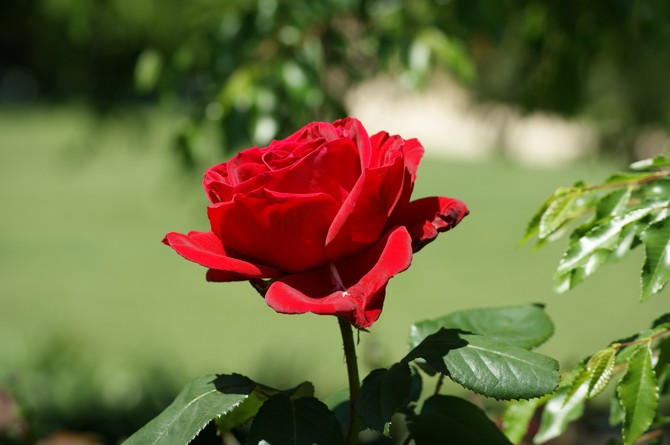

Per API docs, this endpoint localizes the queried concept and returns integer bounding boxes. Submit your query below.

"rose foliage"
[163,117,468,328]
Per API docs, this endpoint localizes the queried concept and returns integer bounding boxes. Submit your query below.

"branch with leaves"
[512,150,670,445]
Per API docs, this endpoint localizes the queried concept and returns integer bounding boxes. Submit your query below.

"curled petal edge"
[264,226,413,328]
[163,231,282,281]
[396,196,469,252]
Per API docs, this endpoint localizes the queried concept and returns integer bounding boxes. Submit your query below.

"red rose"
[163,118,468,328]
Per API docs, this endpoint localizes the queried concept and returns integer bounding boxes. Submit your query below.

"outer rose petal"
[325,154,406,260]
[162,231,282,279]
[394,196,469,252]
[265,227,413,328]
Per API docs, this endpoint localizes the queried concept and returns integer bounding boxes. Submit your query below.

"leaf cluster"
[124,304,559,444]
[521,153,670,301]
[503,314,670,445]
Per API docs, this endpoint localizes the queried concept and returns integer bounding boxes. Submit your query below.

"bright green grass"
[1,107,668,396]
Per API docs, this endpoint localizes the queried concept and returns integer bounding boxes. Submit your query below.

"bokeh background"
[2,1,670,444]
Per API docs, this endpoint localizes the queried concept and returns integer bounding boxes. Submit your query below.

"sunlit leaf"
[534,382,587,443]
[630,155,670,171]
[440,334,559,400]
[520,187,583,246]
[585,348,617,399]
[502,398,543,444]
[555,207,656,292]
[123,374,252,445]
[617,345,658,445]
[640,217,670,301]
[539,190,582,239]
[407,395,513,445]
[409,304,554,350]
[610,389,624,427]
[247,394,343,445]
[595,188,632,220]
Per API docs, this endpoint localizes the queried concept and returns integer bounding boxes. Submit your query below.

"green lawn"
[1,106,668,397]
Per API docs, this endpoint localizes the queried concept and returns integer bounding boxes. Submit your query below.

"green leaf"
[555,207,656,292]
[356,362,413,434]
[585,348,617,399]
[617,345,658,445]
[640,218,670,301]
[502,398,542,444]
[520,187,585,246]
[630,154,670,171]
[440,334,559,400]
[610,389,624,427]
[123,374,251,445]
[246,394,344,445]
[651,312,670,329]
[595,188,633,221]
[403,328,468,374]
[558,207,655,274]
[409,304,554,350]
[539,189,583,239]
[407,395,513,445]
[217,379,314,431]
[534,381,588,443]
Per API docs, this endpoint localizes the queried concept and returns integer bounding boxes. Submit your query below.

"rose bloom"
[164,118,467,328]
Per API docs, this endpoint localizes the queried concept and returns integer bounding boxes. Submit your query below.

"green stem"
[338,316,361,445]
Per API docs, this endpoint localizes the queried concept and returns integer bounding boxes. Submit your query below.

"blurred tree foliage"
[2,0,670,163]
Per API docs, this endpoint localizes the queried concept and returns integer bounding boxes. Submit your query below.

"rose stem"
[338,316,361,445]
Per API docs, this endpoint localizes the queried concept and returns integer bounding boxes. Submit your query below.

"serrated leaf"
[123,374,251,445]
[502,398,543,444]
[521,186,587,246]
[617,345,658,445]
[534,382,588,443]
[612,222,644,260]
[558,207,655,274]
[409,304,554,350]
[610,389,624,427]
[440,334,559,400]
[640,218,670,301]
[539,190,583,239]
[596,188,633,221]
[562,362,590,406]
[246,394,343,445]
[407,395,513,445]
[356,362,412,434]
[555,248,612,292]
[586,348,617,399]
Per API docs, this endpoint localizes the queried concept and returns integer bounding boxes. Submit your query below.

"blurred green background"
[2,1,670,444]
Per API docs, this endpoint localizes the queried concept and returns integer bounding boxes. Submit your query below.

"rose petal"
[163,231,282,279]
[272,138,361,202]
[209,190,340,273]
[265,227,413,328]
[334,117,372,167]
[325,154,406,260]
[394,196,469,252]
